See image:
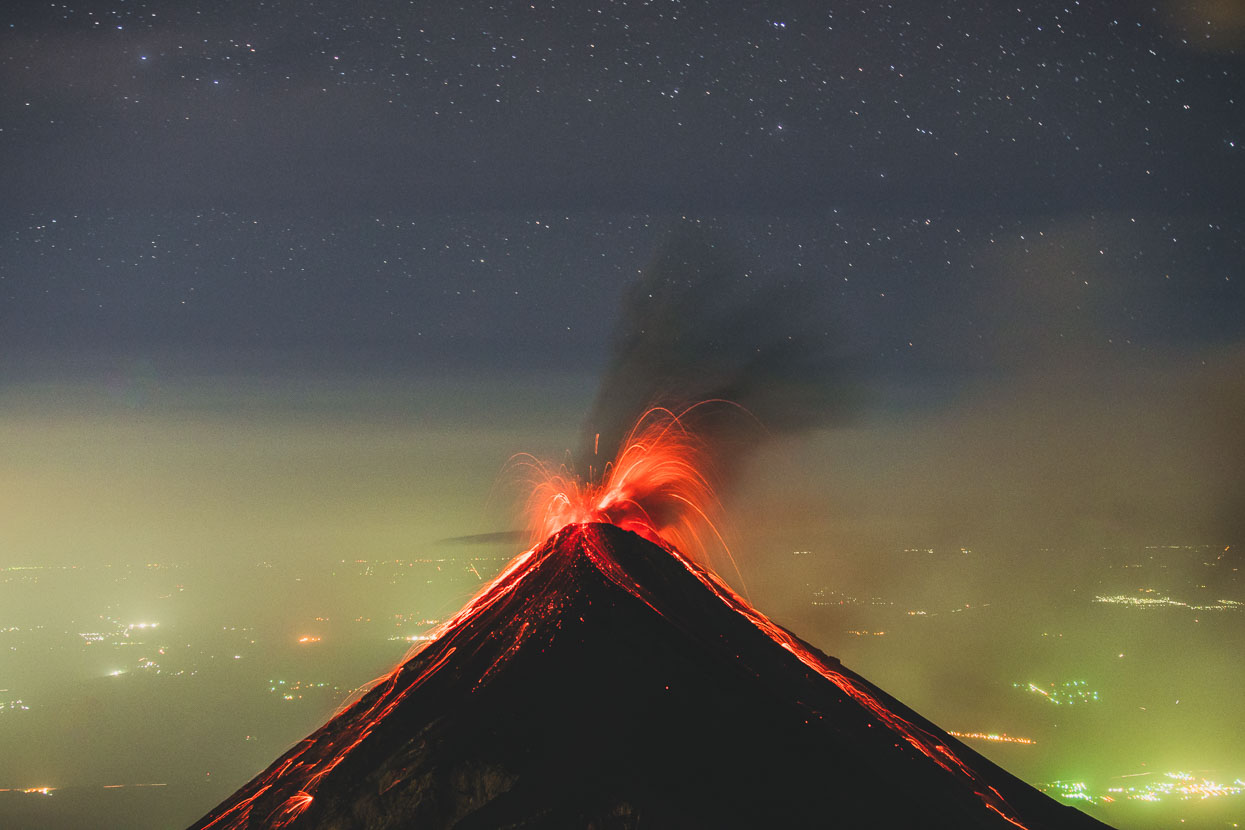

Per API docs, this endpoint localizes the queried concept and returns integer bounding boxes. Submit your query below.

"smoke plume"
[579,223,853,485]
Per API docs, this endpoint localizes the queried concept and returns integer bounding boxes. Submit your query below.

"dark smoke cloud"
[579,222,854,481]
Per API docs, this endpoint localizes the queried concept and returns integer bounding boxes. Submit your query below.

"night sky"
[4,0,1241,368]
[0,2,1243,825]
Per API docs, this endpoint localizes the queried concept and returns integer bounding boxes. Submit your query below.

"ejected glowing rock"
[190,523,1111,830]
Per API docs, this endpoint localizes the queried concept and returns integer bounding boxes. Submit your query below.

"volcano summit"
[191,523,1109,829]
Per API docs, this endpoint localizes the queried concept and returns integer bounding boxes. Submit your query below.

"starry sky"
[1,0,1243,551]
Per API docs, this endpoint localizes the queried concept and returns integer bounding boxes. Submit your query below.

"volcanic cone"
[191,523,1111,829]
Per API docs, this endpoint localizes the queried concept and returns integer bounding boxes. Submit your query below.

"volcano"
[191,523,1110,829]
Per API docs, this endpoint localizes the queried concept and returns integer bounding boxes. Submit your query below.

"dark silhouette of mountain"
[190,523,1112,829]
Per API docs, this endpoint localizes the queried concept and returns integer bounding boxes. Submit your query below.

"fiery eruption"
[511,404,738,584]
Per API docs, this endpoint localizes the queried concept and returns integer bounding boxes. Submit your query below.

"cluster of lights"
[1014,680,1099,705]
[1043,773,1245,804]
[947,731,1035,745]
[1110,772,1245,802]
[810,588,890,608]
[390,614,441,626]
[1,783,166,795]
[844,630,887,637]
[385,613,443,642]
[79,621,162,646]
[1095,594,1241,611]
[297,636,322,644]
[267,680,338,702]
[1041,780,1098,803]
[387,633,438,642]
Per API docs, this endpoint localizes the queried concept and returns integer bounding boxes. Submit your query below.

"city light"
[1042,772,1245,804]
[1,698,30,713]
[1095,594,1242,611]
[947,731,1035,745]
[1014,680,1100,705]
[267,680,342,702]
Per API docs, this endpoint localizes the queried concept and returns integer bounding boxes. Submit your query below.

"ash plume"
[579,223,853,483]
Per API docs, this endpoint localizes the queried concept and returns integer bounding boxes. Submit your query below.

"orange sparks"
[270,791,314,827]
[512,404,742,586]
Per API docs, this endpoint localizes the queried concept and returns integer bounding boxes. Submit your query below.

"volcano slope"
[191,523,1111,829]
